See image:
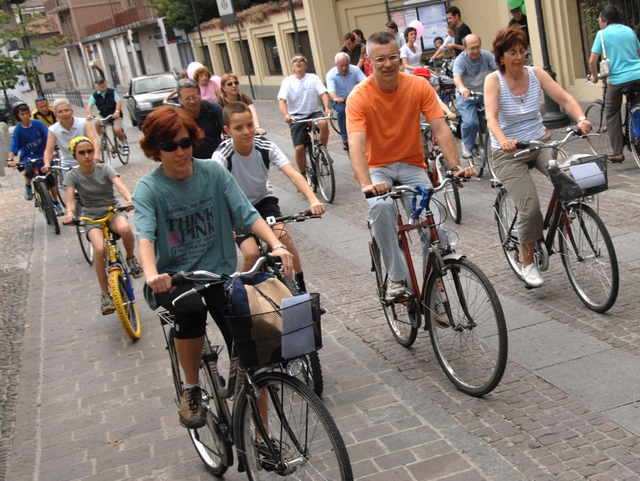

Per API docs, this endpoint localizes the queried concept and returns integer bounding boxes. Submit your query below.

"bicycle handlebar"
[63,205,130,226]
[290,115,332,125]
[265,210,321,227]
[364,176,464,200]
[513,128,598,156]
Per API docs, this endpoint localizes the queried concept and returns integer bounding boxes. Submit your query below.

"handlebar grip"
[363,191,377,199]
[515,141,530,150]
[171,271,193,287]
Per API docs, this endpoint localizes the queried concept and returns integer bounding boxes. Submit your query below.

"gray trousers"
[605,78,640,156]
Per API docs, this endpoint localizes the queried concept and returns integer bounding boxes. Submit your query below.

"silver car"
[124,72,177,129]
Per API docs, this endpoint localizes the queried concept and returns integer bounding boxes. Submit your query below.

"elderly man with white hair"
[43,98,100,173]
[326,51,366,150]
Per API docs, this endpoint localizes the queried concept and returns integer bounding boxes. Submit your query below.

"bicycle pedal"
[102,308,115,315]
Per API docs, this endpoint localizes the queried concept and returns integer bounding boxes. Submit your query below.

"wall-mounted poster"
[417,3,449,50]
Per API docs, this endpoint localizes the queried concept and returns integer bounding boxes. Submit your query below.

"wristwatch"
[271,244,288,250]
[577,116,587,122]
[450,165,462,172]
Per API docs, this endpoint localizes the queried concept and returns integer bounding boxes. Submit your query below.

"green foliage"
[148,0,272,31]
[0,1,70,96]
[578,0,640,41]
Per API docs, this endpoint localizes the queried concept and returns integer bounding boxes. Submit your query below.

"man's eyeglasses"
[158,137,194,152]
[371,54,400,65]
[180,94,200,102]
[291,57,306,64]
[76,149,95,156]
[226,81,239,86]
[35,96,47,102]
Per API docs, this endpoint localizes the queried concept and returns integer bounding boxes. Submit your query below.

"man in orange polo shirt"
[347,31,473,300]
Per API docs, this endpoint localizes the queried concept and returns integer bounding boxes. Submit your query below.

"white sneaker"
[461,144,473,158]
[522,263,544,288]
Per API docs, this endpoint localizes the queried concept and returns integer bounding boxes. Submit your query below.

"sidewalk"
[4,97,640,480]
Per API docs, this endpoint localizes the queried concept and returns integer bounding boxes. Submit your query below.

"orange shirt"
[346,72,443,169]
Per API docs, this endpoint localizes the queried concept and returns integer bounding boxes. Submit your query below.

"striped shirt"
[490,67,545,149]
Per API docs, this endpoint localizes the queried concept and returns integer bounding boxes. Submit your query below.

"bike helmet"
[12,101,29,119]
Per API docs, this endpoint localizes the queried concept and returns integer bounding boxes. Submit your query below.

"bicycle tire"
[33,182,48,222]
[54,169,66,207]
[486,134,498,179]
[436,155,462,224]
[304,144,317,192]
[316,146,335,203]
[424,257,508,397]
[234,371,353,480]
[109,268,141,339]
[100,135,111,165]
[558,203,619,313]
[37,182,60,234]
[369,238,419,347]
[629,110,640,168]
[422,125,434,160]
[495,187,524,281]
[585,101,605,134]
[476,130,491,178]
[329,111,341,135]
[115,135,130,165]
[76,222,94,265]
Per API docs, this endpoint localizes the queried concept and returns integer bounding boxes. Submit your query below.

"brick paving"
[3,99,640,480]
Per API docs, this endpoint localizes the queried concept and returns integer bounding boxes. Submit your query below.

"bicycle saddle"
[620,84,640,96]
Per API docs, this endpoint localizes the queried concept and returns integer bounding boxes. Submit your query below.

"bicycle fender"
[441,252,465,262]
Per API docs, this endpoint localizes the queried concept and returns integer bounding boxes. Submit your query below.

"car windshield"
[133,76,176,95]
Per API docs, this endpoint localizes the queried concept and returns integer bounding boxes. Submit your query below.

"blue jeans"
[331,100,347,141]
[457,95,482,150]
[367,163,447,283]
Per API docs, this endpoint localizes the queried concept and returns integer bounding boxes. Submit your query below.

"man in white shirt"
[278,55,332,174]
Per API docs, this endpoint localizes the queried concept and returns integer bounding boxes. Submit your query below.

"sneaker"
[54,203,64,216]
[433,303,451,329]
[24,185,33,201]
[121,141,129,155]
[461,143,473,158]
[179,386,206,429]
[254,437,294,471]
[101,293,115,315]
[386,280,409,301]
[126,256,143,279]
[522,263,544,288]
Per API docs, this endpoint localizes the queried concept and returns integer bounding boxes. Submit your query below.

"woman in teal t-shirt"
[132,106,292,430]
[589,4,640,163]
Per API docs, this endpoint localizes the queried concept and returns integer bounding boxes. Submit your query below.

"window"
[235,40,254,76]
[218,43,232,73]
[9,39,19,51]
[290,31,315,73]
[201,45,212,70]
[44,72,55,82]
[262,36,282,76]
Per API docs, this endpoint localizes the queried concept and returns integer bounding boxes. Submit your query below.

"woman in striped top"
[484,27,592,289]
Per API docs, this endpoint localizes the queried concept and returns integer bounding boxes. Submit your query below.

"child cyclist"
[7,102,64,213]
[212,101,325,292]
[62,136,143,315]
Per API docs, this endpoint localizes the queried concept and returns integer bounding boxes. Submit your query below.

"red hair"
[140,107,204,161]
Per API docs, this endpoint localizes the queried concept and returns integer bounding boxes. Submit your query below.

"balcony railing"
[84,6,154,37]
[43,0,69,15]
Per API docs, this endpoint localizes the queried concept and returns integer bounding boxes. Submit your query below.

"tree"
[0,1,69,104]
[149,0,272,32]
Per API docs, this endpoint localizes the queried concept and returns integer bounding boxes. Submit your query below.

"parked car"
[124,72,178,129]
[0,95,23,124]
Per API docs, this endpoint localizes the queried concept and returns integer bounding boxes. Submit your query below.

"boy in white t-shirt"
[213,101,325,291]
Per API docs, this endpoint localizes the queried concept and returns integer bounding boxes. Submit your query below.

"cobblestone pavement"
[4,98,640,480]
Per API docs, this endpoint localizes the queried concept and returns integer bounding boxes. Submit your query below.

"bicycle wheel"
[435,155,462,224]
[100,135,111,165]
[424,257,508,397]
[476,130,491,178]
[109,267,141,339]
[369,238,419,347]
[115,136,130,165]
[585,101,605,134]
[235,372,353,480]
[54,169,66,207]
[76,222,94,265]
[558,203,619,313]
[304,144,317,192]
[329,110,341,135]
[36,182,60,234]
[495,188,524,281]
[422,124,434,160]
[486,136,498,180]
[629,110,640,168]
[315,146,335,203]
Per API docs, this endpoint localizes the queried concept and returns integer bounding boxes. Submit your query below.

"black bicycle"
[159,258,353,479]
[585,75,640,166]
[291,115,336,204]
[18,158,60,235]
[94,114,130,165]
[461,91,493,179]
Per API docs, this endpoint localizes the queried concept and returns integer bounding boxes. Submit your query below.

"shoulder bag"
[599,31,610,78]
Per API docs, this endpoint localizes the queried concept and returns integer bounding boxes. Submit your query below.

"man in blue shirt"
[86,77,129,155]
[326,52,366,150]
[453,34,496,158]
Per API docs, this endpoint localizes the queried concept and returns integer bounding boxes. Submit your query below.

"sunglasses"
[35,96,47,102]
[292,58,306,64]
[76,149,95,156]
[158,137,194,152]
[226,81,239,86]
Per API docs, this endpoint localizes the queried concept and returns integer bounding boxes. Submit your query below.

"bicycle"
[367,179,508,397]
[66,206,141,339]
[94,114,130,165]
[17,158,60,235]
[493,129,619,313]
[430,59,458,111]
[329,106,341,136]
[585,74,640,166]
[159,257,353,479]
[422,119,462,223]
[291,115,336,204]
[460,91,493,179]
[50,154,66,208]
